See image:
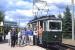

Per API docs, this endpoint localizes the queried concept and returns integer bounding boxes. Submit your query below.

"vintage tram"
[29,15,62,46]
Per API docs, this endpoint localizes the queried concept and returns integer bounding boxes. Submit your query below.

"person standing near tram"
[18,29,22,46]
[27,28,33,45]
[7,30,11,45]
[11,28,16,47]
[21,28,27,46]
[33,28,38,45]
[39,26,43,46]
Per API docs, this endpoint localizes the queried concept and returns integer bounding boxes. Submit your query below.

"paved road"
[0,43,46,50]
[1,35,46,50]
[0,35,46,50]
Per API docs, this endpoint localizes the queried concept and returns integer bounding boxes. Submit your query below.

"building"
[0,21,4,41]
[4,21,18,27]
[0,21,3,33]
[4,21,18,34]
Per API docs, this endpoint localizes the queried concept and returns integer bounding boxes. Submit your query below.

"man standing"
[8,30,11,45]
[11,28,16,47]
[28,28,33,45]
[21,28,27,46]
[39,26,43,46]
[18,30,22,46]
[33,28,37,45]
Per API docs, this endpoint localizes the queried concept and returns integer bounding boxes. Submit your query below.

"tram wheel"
[42,41,47,48]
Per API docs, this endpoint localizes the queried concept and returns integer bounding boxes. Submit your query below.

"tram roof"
[30,15,62,23]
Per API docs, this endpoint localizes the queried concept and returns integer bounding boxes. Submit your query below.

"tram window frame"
[32,23,37,31]
[47,20,62,31]
[43,20,48,31]
[43,21,46,31]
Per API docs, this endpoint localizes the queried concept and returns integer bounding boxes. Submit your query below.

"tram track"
[60,43,75,50]
[39,43,75,50]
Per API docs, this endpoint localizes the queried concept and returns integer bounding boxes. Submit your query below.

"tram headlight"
[54,35,57,38]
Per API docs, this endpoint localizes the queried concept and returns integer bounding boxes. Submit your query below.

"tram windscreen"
[49,22,61,30]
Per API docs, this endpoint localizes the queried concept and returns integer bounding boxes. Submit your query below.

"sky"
[0,0,75,27]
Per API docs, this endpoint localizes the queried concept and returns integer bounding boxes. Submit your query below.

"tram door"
[40,21,43,28]
[37,20,44,44]
[38,20,44,37]
[32,23,36,31]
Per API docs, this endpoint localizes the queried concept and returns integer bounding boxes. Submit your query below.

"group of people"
[7,28,37,47]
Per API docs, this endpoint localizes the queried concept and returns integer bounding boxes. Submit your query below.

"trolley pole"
[72,0,75,40]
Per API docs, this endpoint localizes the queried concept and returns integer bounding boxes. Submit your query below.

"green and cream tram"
[29,15,62,46]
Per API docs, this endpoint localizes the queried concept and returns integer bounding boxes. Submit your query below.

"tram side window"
[44,22,46,31]
[40,21,43,28]
[44,21,47,31]
[49,22,61,30]
[33,23,36,31]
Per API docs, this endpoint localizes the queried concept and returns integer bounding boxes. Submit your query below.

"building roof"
[4,21,18,27]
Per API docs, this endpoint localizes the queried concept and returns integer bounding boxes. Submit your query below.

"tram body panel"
[42,20,62,45]
[42,31,62,44]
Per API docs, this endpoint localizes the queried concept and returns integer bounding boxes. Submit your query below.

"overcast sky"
[0,0,75,27]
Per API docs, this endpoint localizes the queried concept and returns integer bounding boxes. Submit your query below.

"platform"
[62,39,75,46]
[0,43,46,50]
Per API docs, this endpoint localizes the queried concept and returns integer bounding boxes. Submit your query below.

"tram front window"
[49,22,61,30]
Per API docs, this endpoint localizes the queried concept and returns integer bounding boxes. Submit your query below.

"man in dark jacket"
[11,28,16,47]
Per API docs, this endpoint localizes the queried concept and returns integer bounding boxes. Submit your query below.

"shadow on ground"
[0,39,8,44]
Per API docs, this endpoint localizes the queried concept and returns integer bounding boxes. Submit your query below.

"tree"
[58,14,62,19]
[0,10,5,40]
[62,6,72,38]
[0,11,4,22]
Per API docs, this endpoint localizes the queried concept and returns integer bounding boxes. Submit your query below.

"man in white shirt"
[8,30,11,45]
[18,30,22,46]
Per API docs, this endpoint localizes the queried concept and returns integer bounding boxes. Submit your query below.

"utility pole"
[71,0,75,40]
